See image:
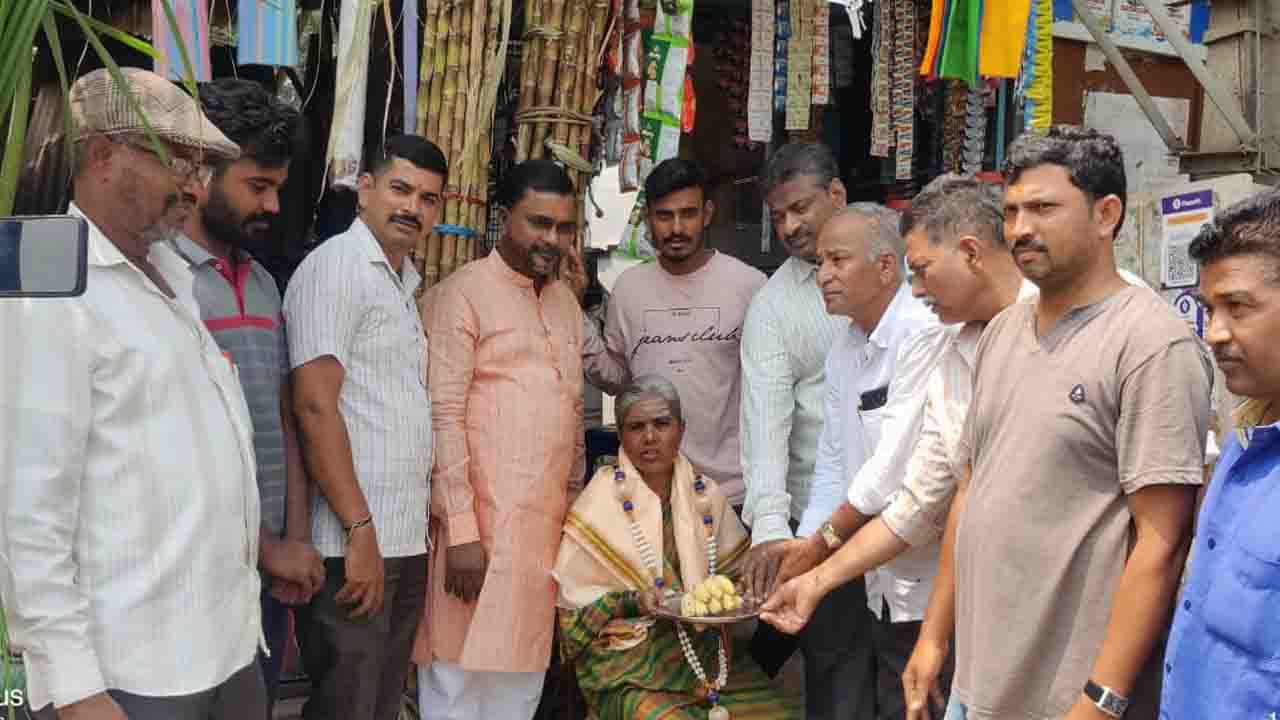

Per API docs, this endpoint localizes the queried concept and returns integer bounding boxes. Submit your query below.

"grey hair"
[615,374,684,428]
[831,202,905,265]
[900,173,1006,248]
[761,142,839,195]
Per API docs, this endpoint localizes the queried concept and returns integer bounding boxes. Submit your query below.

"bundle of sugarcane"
[467,0,510,243]
[515,0,545,161]
[415,0,443,285]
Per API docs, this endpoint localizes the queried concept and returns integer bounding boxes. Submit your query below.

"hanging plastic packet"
[644,38,689,122]
[619,0,694,256]
[655,0,694,40]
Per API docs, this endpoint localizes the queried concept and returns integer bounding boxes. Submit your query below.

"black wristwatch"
[1084,680,1129,718]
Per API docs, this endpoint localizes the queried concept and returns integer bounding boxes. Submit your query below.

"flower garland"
[614,467,730,719]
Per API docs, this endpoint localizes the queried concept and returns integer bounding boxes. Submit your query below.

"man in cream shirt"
[0,69,265,720]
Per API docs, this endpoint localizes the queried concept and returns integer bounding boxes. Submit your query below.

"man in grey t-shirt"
[176,78,324,712]
[903,128,1211,720]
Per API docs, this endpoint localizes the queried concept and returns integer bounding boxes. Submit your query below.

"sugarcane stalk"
[574,0,611,161]
[415,0,442,136]
[459,0,489,241]
[515,0,545,161]
[423,231,444,290]
[551,1,584,149]
[447,0,473,192]
[427,1,455,142]
[531,0,568,159]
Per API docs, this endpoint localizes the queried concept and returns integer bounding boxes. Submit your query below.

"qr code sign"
[1164,243,1198,288]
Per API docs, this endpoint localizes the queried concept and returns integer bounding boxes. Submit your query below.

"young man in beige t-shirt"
[903,128,1212,720]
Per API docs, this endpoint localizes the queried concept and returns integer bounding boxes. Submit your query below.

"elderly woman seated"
[553,375,792,719]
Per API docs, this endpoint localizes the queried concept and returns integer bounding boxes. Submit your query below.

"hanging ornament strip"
[785,0,814,130]
[749,0,776,141]
[869,0,894,157]
[1024,0,1053,134]
[892,0,916,180]
[961,84,987,175]
[773,0,790,115]
[812,0,832,105]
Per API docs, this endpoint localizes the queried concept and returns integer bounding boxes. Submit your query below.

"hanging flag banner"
[154,0,213,82]
[237,0,300,68]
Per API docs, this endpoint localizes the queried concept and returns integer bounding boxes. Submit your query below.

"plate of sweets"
[655,574,762,625]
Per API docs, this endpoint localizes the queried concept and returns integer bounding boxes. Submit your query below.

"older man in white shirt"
[0,69,265,720]
[761,175,1023,716]
[762,201,942,717]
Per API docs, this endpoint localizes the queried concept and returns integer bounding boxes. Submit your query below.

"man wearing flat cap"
[0,68,269,720]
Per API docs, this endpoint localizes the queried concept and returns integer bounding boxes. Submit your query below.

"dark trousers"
[871,601,954,720]
[296,554,428,720]
[32,662,266,720]
[751,576,878,720]
[259,588,289,715]
[799,576,879,720]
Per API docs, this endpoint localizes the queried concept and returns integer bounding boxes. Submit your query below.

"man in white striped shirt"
[738,143,876,720]
[285,135,443,720]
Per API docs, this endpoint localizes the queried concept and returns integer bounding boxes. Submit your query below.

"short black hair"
[762,142,839,195]
[197,78,299,168]
[367,134,449,180]
[1003,126,1128,238]
[644,158,707,206]
[494,159,575,209]
[1189,187,1280,285]
[902,174,1006,248]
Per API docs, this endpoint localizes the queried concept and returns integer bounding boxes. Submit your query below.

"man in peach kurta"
[414,160,586,720]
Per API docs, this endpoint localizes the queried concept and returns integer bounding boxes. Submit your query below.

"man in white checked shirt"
[738,142,877,720]
[285,135,444,720]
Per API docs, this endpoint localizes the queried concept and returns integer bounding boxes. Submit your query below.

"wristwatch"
[1084,680,1129,718]
[818,521,844,551]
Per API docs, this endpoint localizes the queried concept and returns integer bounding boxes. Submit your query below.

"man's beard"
[203,186,275,257]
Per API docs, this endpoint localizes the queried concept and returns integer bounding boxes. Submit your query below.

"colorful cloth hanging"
[937,0,981,87]
[153,0,212,82]
[1018,0,1053,133]
[326,0,375,189]
[237,0,299,68]
[920,0,946,77]
[978,0,1032,77]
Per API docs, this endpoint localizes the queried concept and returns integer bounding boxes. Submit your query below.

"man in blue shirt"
[1162,187,1280,718]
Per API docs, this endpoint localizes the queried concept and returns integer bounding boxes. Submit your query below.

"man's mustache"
[390,214,422,231]
[1012,239,1047,254]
